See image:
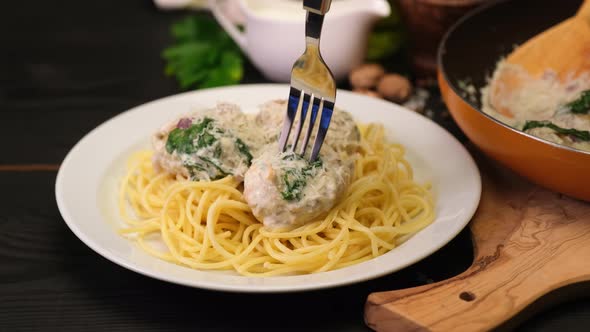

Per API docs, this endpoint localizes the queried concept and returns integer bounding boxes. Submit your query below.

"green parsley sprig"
[162,16,243,89]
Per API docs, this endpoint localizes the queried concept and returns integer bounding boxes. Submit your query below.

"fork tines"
[278,87,334,161]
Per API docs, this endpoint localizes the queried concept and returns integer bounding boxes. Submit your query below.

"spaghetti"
[118,123,435,276]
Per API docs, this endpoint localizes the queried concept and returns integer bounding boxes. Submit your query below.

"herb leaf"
[235,138,253,164]
[165,116,254,181]
[199,156,229,180]
[566,90,590,114]
[281,169,307,201]
[166,117,215,154]
[366,8,405,62]
[523,120,590,141]
[163,16,243,89]
[280,154,323,201]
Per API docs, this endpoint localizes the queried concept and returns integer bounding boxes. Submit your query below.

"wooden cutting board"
[364,156,590,331]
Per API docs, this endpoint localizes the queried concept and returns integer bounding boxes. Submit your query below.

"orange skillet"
[437,0,590,201]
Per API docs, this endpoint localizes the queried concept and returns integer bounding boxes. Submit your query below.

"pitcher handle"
[209,0,247,51]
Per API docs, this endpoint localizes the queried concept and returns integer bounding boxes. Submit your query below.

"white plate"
[55,84,481,293]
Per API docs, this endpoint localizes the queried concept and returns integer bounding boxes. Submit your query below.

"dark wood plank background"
[0,0,588,330]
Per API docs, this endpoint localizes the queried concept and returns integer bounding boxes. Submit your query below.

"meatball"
[255,99,361,154]
[152,103,260,181]
[243,144,354,230]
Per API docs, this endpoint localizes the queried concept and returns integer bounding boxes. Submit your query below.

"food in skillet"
[481,0,590,152]
[482,62,590,152]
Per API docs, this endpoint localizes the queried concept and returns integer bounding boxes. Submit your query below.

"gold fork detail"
[277,0,336,161]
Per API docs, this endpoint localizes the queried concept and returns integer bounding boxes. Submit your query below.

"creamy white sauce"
[152,102,261,182]
[152,99,360,228]
[243,144,354,230]
[255,100,360,154]
[482,61,590,152]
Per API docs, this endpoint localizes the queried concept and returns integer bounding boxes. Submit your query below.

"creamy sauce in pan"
[482,62,590,152]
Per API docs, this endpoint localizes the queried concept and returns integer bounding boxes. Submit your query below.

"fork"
[277,0,336,161]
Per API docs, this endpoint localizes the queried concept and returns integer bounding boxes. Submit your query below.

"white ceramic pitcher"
[209,0,391,82]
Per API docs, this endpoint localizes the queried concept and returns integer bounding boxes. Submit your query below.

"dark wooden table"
[1,0,588,330]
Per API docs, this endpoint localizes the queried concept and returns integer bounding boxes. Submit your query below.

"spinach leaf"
[199,156,229,180]
[162,16,243,89]
[566,90,590,114]
[184,157,228,181]
[165,116,254,181]
[213,145,222,159]
[186,163,207,179]
[523,120,590,141]
[280,154,323,201]
[196,129,217,149]
[166,117,215,154]
[235,138,253,164]
[281,169,308,201]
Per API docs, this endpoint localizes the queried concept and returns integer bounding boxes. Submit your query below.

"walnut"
[352,88,382,99]
[349,64,385,90]
[377,74,413,103]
